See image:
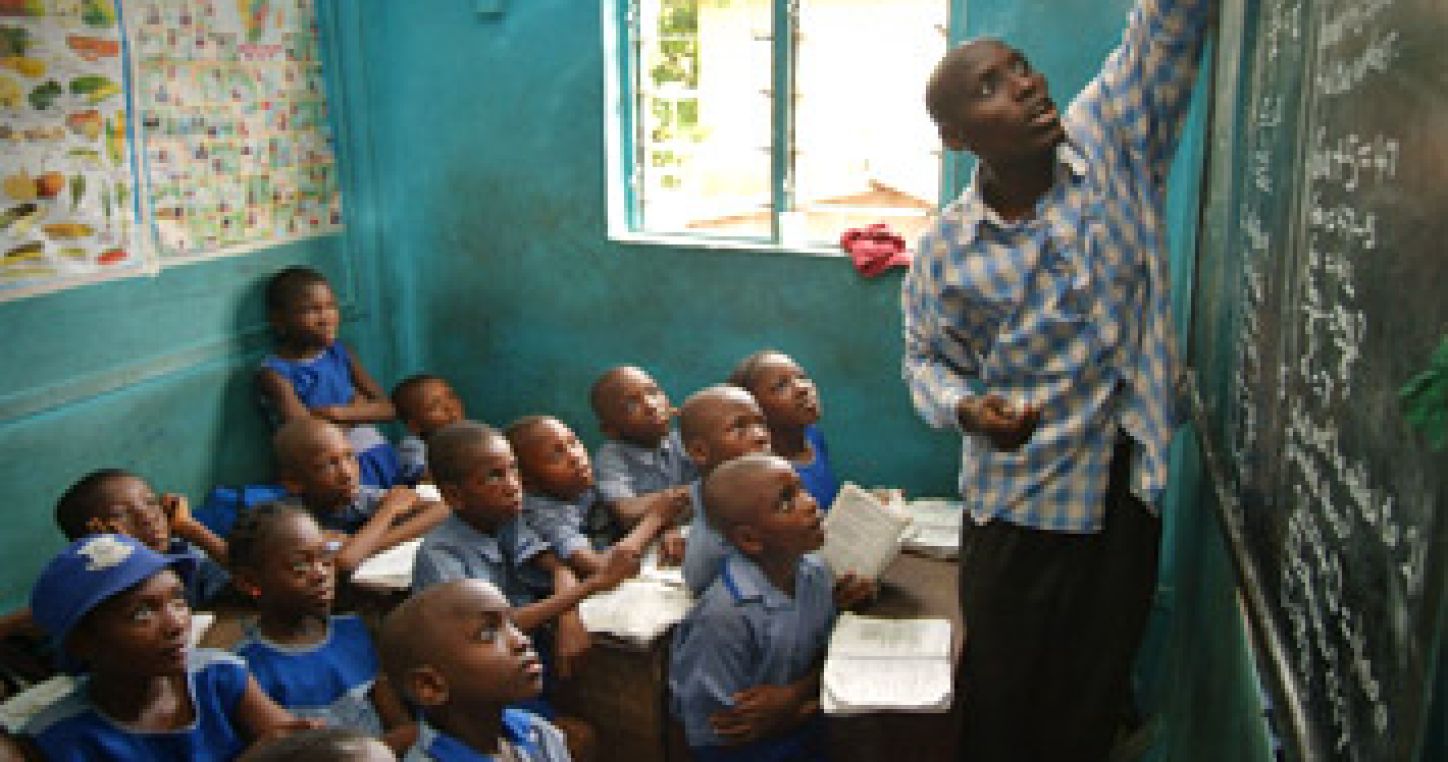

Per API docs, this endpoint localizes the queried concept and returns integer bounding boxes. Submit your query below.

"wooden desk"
[558,552,963,762]
[827,552,962,762]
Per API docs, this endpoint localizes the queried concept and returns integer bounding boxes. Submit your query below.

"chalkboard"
[1189,0,1448,759]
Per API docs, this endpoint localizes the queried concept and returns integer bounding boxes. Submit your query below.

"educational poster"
[128,0,341,260]
[0,0,149,301]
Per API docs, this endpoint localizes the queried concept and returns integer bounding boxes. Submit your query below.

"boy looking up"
[669,454,835,762]
[390,374,466,485]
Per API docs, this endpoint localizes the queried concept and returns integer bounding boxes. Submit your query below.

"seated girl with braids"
[229,502,417,755]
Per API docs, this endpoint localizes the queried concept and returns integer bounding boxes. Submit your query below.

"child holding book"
[588,365,698,563]
[389,374,466,485]
[380,579,574,761]
[670,454,838,762]
[729,350,841,508]
[257,266,403,489]
[273,417,449,574]
[23,534,313,759]
[506,415,685,578]
[229,503,416,754]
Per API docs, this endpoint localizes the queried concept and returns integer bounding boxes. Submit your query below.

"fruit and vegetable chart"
[128,0,342,261]
[1,0,145,300]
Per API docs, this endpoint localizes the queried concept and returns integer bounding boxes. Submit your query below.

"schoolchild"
[675,385,772,596]
[55,468,231,606]
[412,421,638,683]
[506,415,685,578]
[229,503,416,754]
[381,580,574,761]
[729,350,841,508]
[389,373,466,485]
[237,726,396,762]
[588,365,698,562]
[273,417,449,574]
[257,265,403,488]
[670,454,836,762]
[23,534,311,760]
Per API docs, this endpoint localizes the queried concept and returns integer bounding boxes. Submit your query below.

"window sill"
[608,230,849,259]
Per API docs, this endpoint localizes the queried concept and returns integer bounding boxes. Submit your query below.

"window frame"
[603,0,970,254]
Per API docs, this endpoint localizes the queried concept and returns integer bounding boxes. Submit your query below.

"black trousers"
[955,438,1161,762]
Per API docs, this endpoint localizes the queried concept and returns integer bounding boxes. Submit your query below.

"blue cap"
[30,534,198,671]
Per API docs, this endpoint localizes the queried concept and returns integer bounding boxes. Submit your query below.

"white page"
[902,498,963,558]
[350,537,423,590]
[821,613,954,714]
[637,538,686,587]
[818,482,912,580]
[577,579,693,646]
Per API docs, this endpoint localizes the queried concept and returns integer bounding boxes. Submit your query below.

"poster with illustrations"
[128,0,341,260]
[0,0,148,301]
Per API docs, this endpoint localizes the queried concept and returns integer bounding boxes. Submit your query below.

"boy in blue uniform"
[274,417,450,575]
[23,534,309,760]
[675,385,773,596]
[229,502,415,754]
[589,365,697,562]
[382,579,574,762]
[54,468,231,606]
[729,351,841,508]
[413,421,638,681]
[507,415,684,578]
[257,266,403,489]
[390,373,466,485]
[670,454,838,762]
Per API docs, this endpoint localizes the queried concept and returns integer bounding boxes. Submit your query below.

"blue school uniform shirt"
[412,512,551,604]
[681,481,729,596]
[397,433,428,485]
[900,0,1207,532]
[795,425,841,509]
[403,711,571,761]
[233,614,383,735]
[261,342,403,488]
[593,429,699,502]
[166,537,230,606]
[521,489,611,562]
[23,649,250,761]
[311,485,385,535]
[670,552,836,750]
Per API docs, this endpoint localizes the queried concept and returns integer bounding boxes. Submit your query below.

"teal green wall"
[0,237,398,611]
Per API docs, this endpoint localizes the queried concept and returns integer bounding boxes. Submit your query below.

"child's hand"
[658,527,687,566]
[594,546,641,590]
[555,613,592,679]
[647,487,690,525]
[709,683,813,743]
[161,493,194,531]
[833,572,878,611]
[375,486,420,520]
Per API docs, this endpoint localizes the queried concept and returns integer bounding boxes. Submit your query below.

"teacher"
[900,0,1210,759]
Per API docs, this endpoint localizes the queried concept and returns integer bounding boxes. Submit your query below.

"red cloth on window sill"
[840,223,911,277]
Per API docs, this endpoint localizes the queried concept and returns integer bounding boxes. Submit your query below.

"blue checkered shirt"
[902,0,1206,532]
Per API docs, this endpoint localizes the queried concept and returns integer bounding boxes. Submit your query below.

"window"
[607,0,959,250]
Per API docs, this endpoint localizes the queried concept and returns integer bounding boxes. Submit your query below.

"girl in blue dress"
[257,266,403,488]
[729,350,842,509]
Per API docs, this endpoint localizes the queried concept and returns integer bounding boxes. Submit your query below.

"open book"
[818,482,913,581]
[350,537,423,591]
[577,578,693,648]
[821,613,954,715]
[901,498,963,559]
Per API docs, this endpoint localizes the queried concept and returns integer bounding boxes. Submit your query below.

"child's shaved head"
[678,385,758,444]
[272,417,346,475]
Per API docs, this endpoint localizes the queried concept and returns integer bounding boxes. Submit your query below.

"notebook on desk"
[821,613,953,716]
